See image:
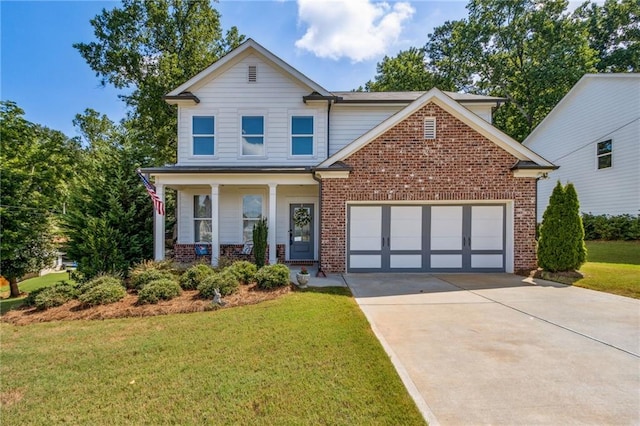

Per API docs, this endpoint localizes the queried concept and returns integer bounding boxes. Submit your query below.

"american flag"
[136,169,165,216]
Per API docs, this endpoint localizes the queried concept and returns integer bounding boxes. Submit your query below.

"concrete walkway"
[345,273,640,425]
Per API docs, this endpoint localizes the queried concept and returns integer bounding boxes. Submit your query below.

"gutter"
[311,171,326,278]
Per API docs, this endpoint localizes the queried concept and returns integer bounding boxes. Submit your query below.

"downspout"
[312,98,332,278]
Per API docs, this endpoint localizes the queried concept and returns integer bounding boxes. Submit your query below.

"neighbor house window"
[242,195,262,242]
[194,195,212,242]
[193,116,215,155]
[597,139,612,169]
[241,116,264,156]
[291,116,314,155]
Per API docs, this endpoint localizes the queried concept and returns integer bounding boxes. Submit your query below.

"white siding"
[177,52,327,166]
[329,105,403,155]
[524,75,640,220]
[465,104,493,123]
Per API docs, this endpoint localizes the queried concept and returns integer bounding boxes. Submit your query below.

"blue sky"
[1,0,473,137]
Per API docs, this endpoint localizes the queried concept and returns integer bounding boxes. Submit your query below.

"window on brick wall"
[424,117,436,139]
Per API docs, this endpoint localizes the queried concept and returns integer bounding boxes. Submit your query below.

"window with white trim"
[241,116,264,156]
[194,195,212,242]
[291,116,314,155]
[424,117,436,139]
[192,116,215,155]
[242,195,262,242]
[597,139,612,169]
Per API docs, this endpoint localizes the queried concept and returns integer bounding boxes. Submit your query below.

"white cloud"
[295,0,415,62]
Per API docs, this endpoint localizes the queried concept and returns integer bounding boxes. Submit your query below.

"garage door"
[347,204,505,272]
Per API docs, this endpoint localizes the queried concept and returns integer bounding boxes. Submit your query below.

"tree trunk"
[9,276,21,298]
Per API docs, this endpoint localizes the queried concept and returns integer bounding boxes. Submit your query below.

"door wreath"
[293,207,312,227]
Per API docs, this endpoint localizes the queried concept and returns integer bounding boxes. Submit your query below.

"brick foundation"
[172,243,286,264]
[319,102,538,273]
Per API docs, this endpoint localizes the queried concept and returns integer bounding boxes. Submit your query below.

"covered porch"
[144,167,319,267]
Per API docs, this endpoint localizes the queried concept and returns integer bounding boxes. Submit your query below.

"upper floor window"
[597,139,612,169]
[193,116,215,155]
[194,195,212,242]
[242,116,264,156]
[291,116,314,156]
[242,195,262,242]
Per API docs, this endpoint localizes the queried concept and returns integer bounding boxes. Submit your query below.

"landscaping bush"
[255,264,290,289]
[179,263,216,290]
[538,182,586,272]
[137,279,182,304]
[582,213,640,241]
[198,271,239,298]
[77,274,123,294]
[253,218,268,268]
[78,282,127,307]
[227,261,257,284]
[25,281,79,310]
[129,269,175,290]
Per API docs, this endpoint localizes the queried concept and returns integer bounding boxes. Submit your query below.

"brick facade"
[172,243,286,264]
[319,102,537,273]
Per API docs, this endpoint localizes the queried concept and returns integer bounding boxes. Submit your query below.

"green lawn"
[574,241,640,299]
[0,272,72,314]
[0,288,426,425]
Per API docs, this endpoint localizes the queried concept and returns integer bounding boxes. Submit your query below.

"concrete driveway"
[344,273,640,425]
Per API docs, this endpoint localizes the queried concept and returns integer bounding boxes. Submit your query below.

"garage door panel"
[390,255,422,268]
[350,206,382,250]
[471,206,503,250]
[471,254,503,268]
[390,206,422,250]
[431,254,463,268]
[431,206,463,250]
[350,255,382,269]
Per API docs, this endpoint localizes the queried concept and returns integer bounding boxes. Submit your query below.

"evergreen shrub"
[137,279,182,304]
[252,218,268,268]
[179,263,215,290]
[255,264,290,289]
[25,281,79,310]
[227,261,258,284]
[198,271,239,298]
[78,282,127,307]
[129,269,174,290]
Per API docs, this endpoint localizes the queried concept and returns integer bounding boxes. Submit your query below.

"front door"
[289,204,314,260]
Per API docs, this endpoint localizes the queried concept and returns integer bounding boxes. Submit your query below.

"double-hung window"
[291,116,314,156]
[597,139,612,169]
[194,195,212,242]
[242,195,262,242]
[193,116,215,156]
[241,116,264,156]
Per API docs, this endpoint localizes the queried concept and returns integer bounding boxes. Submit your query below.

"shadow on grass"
[294,286,353,297]
[0,297,26,315]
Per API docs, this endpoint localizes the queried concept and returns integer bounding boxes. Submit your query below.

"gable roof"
[166,38,331,97]
[523,73,640,146]
[331,91,505,104]
[318,88,555,169]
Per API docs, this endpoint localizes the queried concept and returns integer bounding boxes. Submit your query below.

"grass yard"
[575,241,640,299]
[0,272,72,314]
[0,288,426,425]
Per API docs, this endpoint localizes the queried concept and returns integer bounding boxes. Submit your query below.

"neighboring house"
[523,74,640,221]
[143,39,555,274]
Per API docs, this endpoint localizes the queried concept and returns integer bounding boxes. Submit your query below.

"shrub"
[129,269,175,291]
[538,182,587,272]
[252,218,268,268]
[227,261,257,284]
[198,271,239,298]
[137,279,182,304]
[255,264,290,289]
[78,282,127,307]
[25,281,79,310]
[78,274,123,295]
[582,213,640,240]
[179,263,216,290]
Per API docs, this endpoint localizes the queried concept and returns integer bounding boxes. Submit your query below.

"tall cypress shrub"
[252,218,268,268]
[538,181,587,272]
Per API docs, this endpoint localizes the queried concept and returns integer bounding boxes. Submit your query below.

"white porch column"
[154,183,165,261]
[211,183,220,267]
[268,183,277,265]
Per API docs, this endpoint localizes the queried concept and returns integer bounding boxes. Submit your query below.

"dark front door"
[289,204,314,260]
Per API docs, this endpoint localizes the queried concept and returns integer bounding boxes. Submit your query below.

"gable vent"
[424,117,436,139]
[248,65,257,83]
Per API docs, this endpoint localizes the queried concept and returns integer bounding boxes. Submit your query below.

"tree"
[573,0,640,72]
[424,0,597,141]
[538,182,587,272]
[63,111,154,279]
[74,0,245,164]
[364,47,453,92]
[0,101,80,297]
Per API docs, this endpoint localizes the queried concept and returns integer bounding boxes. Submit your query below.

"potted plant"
[296,266,310,288]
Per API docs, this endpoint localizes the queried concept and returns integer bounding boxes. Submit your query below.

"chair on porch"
[194,244,211,259]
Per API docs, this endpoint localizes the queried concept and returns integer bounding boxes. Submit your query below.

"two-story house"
[142,39,555,274]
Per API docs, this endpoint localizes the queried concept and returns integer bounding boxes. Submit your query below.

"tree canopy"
[0,101,81,297]
[74,0,245,163]
[363,0,637,141]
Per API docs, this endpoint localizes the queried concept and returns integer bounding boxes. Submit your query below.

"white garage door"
[347,204,505,272]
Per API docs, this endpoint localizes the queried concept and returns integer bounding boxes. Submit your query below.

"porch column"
[268,183,277,265]
[154,183,165,261]
[210,183,220,267]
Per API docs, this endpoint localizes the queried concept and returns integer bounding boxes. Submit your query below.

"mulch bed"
[1,283,292,326]
[532,268,584,285]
